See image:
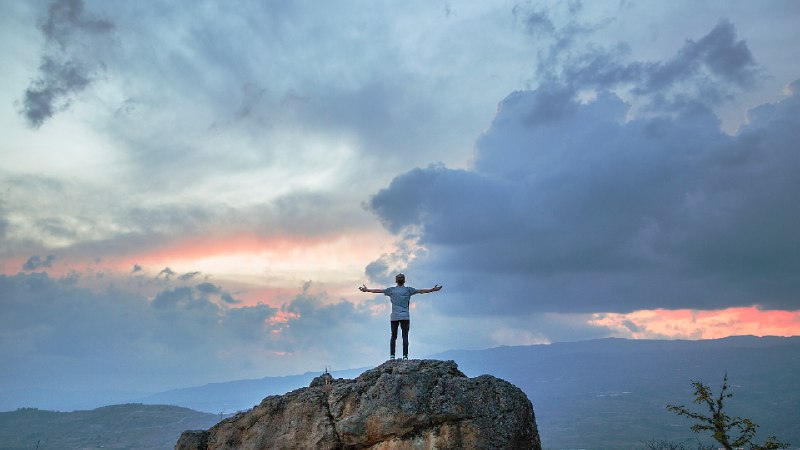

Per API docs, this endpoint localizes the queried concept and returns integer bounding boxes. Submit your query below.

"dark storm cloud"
[368,22,800,315]
[642,19,757,91]
[562,20,758,106]
[515,1,607,76]
[19,56,92,128]
[22,255,56,271]
[19,0,114,128]
[516,6,758,111]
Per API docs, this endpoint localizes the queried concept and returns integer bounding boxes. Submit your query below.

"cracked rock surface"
[175,359,541,450]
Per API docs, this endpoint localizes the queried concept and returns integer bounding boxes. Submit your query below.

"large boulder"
[176,359,541,449]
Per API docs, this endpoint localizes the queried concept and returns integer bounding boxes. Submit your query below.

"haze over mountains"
[435,335,800,449]
[2,336,797,449]
[145,335,800,449]
[141,367,367,414]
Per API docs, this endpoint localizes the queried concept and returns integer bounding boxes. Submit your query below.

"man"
[359,273,443,360]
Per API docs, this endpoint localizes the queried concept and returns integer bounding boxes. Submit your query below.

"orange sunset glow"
[590,306,800,339]
[117,230,394,277]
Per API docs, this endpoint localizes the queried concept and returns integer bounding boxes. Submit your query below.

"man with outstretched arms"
[359,273,443,360]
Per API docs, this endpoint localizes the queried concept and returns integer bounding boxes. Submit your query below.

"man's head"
[395,273,405,286]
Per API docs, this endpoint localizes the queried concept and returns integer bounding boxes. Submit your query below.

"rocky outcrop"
[176,359,541,450]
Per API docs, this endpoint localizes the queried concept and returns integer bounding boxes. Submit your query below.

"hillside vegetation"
[0,404,222,450]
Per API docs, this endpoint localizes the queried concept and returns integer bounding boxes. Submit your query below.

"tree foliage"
[666,373,789,450]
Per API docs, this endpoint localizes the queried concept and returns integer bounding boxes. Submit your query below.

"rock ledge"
[176,359,541,450]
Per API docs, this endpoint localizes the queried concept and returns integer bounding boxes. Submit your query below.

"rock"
[176,359,541,450]
[175,430,209,450]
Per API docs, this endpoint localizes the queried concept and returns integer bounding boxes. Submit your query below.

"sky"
[1,0,800,408]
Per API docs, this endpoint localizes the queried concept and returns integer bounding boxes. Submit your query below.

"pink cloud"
[590,306,800,339]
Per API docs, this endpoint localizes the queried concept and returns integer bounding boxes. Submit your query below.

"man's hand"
[359,284,368,292]
[418,284,443,294]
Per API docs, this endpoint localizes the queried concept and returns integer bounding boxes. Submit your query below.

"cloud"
[220,293,241,304]
[638,19,757,93]
[27,1,547,197]
[195,282,221,294]
[0,171,377,263]
[39,0,113,48]
[0,2,580,264]
[178,271,201,281]
[0,271,391,404]
[156,267,178,280]
[516,7,759,110]
[514,1,610,80]
[195,282,241,304]
[22,255,56,271]
[18,0,114,128]
[564,19,758,97]
[275,290,391,367]
[151,286,203,310]
[0,274,331,407]
[367,21,800,315]
[18,56,93,128]
[590,307,800,340]
[364,236,425,285]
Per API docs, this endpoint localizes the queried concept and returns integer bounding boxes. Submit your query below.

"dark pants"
[390,320,410,357]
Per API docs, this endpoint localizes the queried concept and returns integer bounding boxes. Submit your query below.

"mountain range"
[2,336,797,449]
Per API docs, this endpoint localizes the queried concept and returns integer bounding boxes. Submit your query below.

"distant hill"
[139,367,366,413]
[0,404,222,450]
[432,335,800,449]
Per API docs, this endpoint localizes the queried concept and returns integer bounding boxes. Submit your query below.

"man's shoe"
[402,355,408,360]
[389,355,395,360]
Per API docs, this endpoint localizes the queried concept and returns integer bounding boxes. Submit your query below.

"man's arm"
[359,284,385,294]
[416,284,443,294]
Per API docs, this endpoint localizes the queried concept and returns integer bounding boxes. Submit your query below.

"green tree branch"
[666,373,788,450]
